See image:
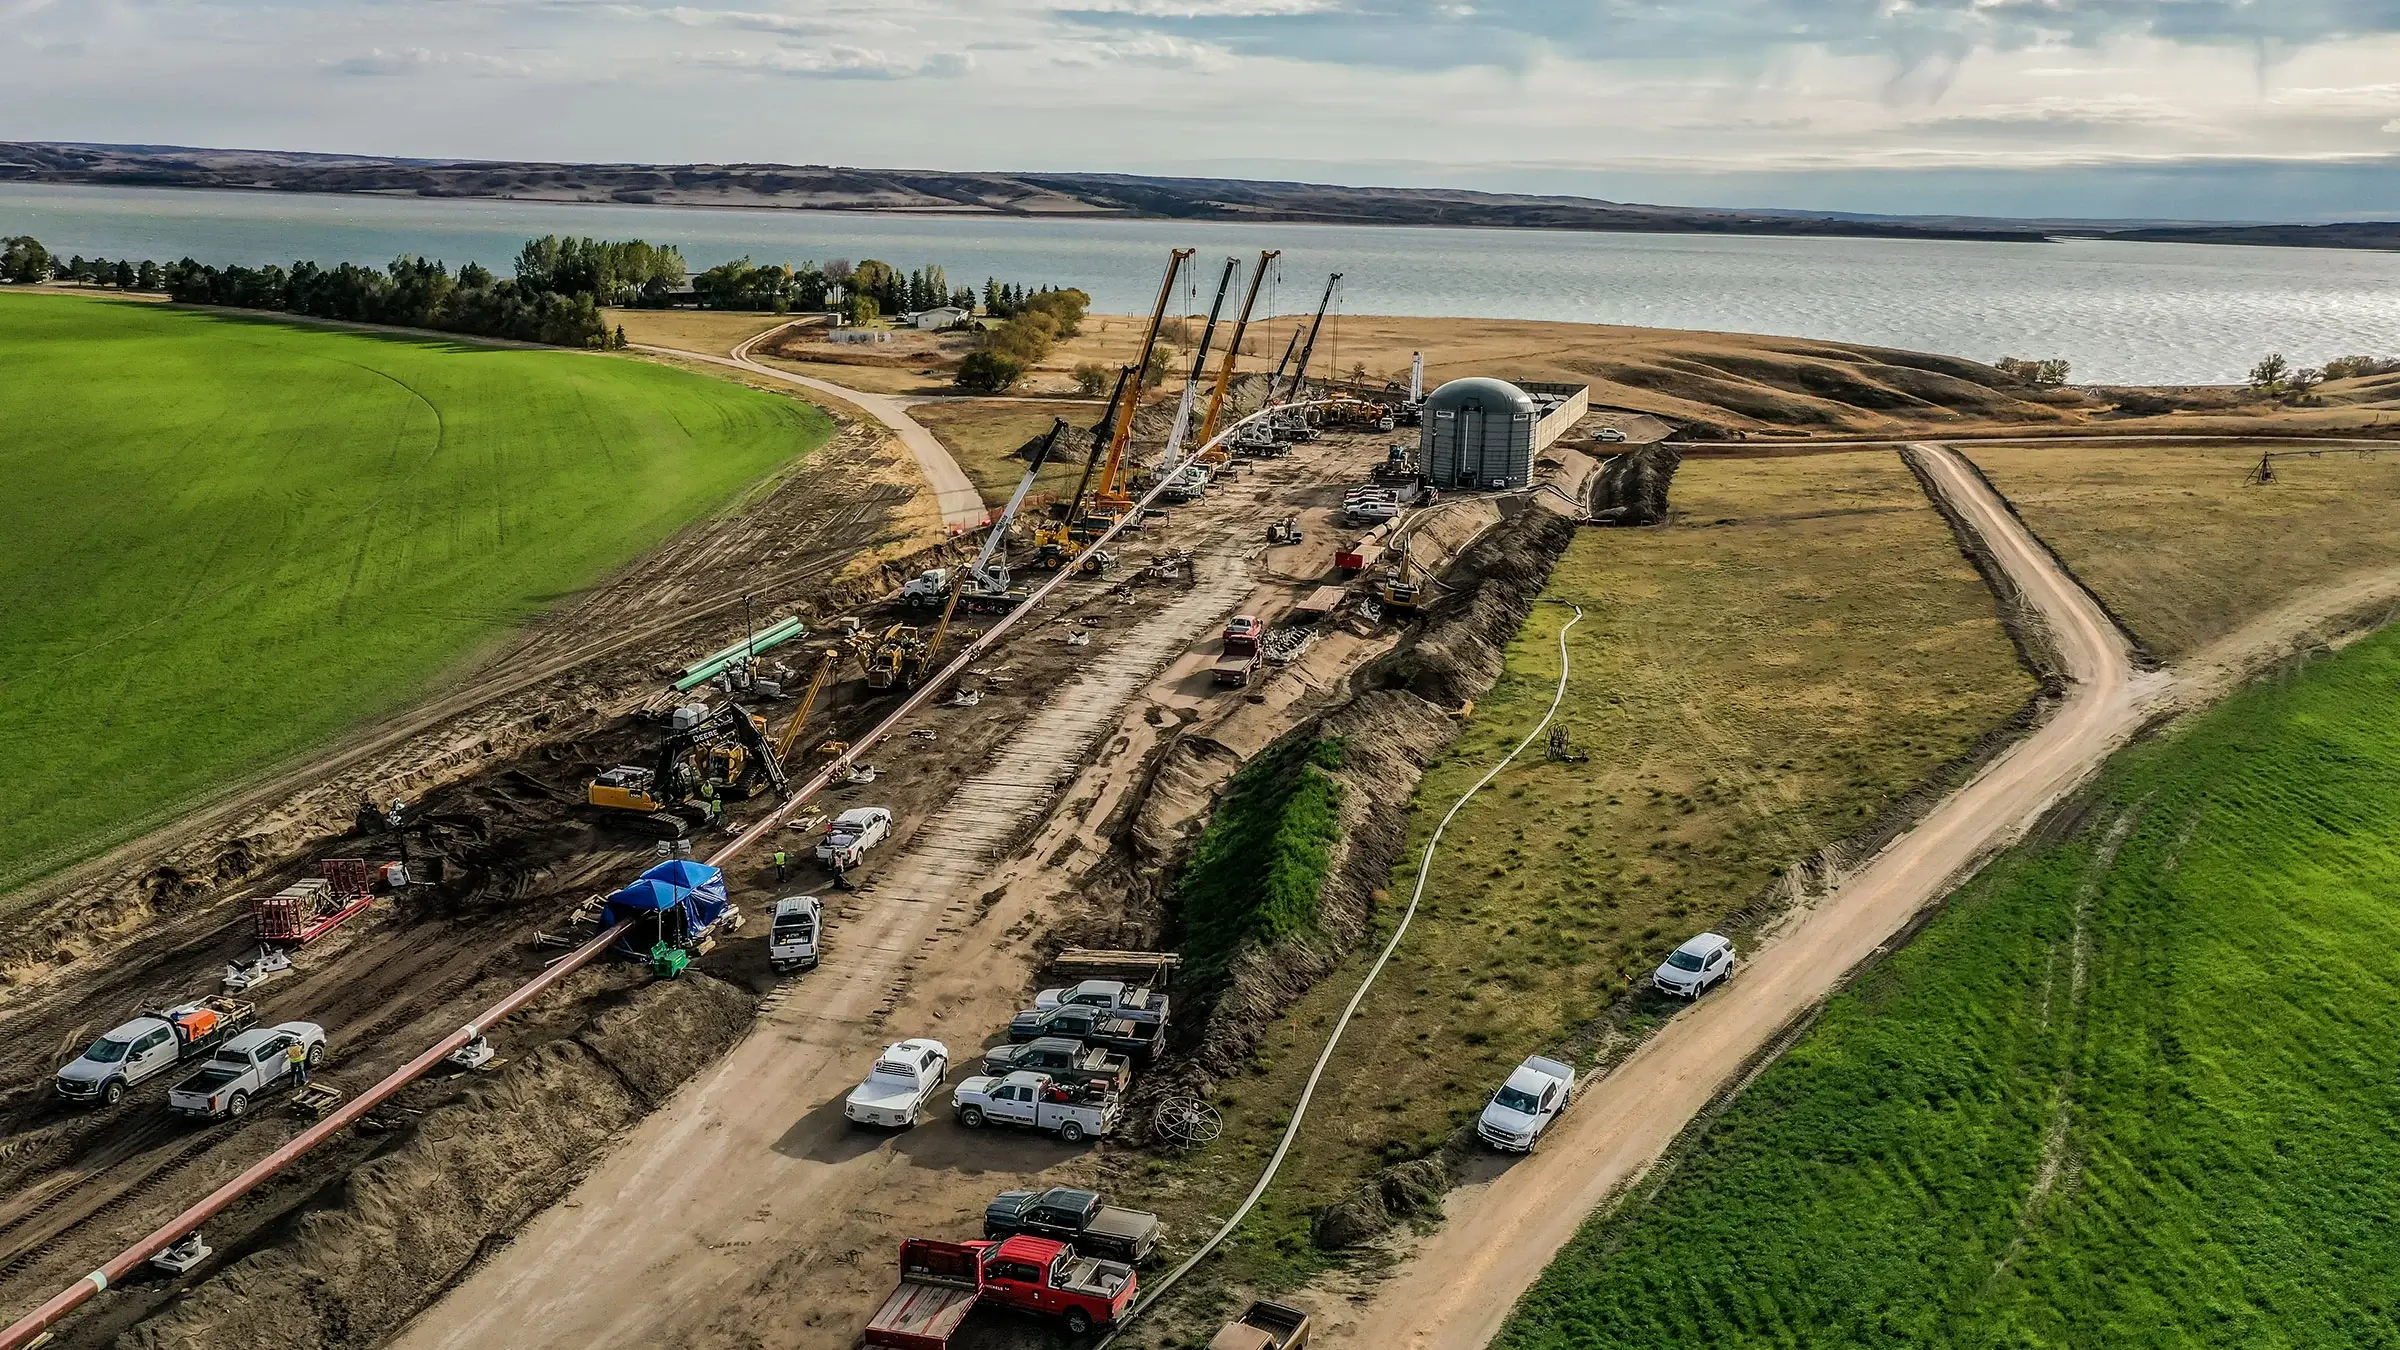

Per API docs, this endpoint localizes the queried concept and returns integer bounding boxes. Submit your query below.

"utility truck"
[983,1186,1162,1263]
[865,1236,1136,1348]
[56,998,258,1107]
[167,1022,327,1120]
[1211,1301,1313,1350]
[951,1070,1122,1143]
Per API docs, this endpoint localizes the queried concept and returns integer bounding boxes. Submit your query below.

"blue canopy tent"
[602,860,730,958]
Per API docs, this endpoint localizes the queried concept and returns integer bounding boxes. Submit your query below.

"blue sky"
[5,0,2399,220]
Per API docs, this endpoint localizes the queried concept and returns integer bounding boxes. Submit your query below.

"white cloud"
[2271,83,2400,109]
[686,44,970,79]
[322,47,533,77]
[2385,117,2400,133]
[1053,34,1227,70]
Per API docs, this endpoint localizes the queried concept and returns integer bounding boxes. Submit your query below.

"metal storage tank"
[1420,377,1537,489]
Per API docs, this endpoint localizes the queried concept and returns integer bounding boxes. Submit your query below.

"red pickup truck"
[866,1236,1137,1348]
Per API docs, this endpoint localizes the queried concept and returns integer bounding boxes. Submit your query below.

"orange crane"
[1091,248,1194,518]
[1197,249,1280,457]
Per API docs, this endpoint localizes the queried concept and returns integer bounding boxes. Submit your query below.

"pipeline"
[0,397,1334,1350]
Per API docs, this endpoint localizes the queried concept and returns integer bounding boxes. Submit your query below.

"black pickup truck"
[983,1186,1164,1264]
[980,1036,1133,1093]
[1005,1005,1164,1063]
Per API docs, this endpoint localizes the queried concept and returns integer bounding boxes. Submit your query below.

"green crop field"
[0,294,831,896]
[1497,624,2400,1348]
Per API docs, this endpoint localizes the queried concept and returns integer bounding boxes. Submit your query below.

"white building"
[912,306,970,330]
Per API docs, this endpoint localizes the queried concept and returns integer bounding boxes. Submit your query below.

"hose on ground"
[1106,600,1587,1342]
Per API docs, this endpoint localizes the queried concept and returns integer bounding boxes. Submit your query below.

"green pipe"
[680,617,802,678]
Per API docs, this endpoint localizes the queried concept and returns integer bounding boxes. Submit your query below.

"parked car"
[768,895,822,972]
[979,1037,1131,1093]
[951,1070,1120,1143]
[55,997,257,1107]
[982,1186,1163,1263]
[1652,932,1736,998]
[818,807,893,871]
[1033,979,1169,1025]
[845,1038,950,1128]
[1596,427,1628,443]
[865,1236,1135,1347]
[1006,1005,1165,1063]
[1476,1054,1574,1152]
[1210,1300,1312,1350]
[166,1022,327,1120]
[1222,615,1262,654]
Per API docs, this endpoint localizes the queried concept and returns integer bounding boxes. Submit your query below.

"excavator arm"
[772,649,837,763]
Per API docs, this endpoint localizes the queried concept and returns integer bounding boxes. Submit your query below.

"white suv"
[1653,933,1736,998]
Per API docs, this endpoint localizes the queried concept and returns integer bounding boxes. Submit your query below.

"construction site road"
[637,331,990,533]
[1320,442,2169,1350]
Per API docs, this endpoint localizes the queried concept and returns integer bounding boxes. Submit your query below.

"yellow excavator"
[771,649,838,764]
[586,701,789,837]
[1377,535,1425,615]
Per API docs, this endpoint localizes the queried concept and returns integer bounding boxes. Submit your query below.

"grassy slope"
[0,294,831,893]
[1497,622,2400,1350]
[909,399,1102,511]
[1971,443,2400,659]
[1127,453,2033,1316]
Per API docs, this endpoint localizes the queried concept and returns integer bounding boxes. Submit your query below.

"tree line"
[690,257,972,321]
[0,234,692,348]
[956,288,1092,393]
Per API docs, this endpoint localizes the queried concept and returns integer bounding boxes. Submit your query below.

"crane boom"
[1279,272,1342,403]
[1266,326,1301,401]
[1096,247,1194,507]
[772,650,837,762]
[1164,256,1240,466]
[972,418,1067,582]
[1198,249,1278,450]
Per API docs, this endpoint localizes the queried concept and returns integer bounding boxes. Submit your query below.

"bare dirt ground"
[1316,443,2167,1350]
[385,425,1470,1350]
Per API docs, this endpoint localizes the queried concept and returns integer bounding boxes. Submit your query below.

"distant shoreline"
[14,140,2390,251]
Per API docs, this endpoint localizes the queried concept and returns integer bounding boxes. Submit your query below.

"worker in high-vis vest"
[286,1038,311,1087]
[774,849,789,882]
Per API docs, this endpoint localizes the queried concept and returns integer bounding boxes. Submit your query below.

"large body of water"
[6,182,2396,385]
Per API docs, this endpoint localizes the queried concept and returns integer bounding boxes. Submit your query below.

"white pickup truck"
[167,1022,327,1120]
[55,997,256,1107]
[768,895,822,972]
[952,1070,1122,1144]
[844,1038,950,1128]
[1034,979,1170,1027]
[817,807,893,873]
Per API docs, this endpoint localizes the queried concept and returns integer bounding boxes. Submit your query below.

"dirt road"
[638,330,990,532]
[1320,443,2167,1350]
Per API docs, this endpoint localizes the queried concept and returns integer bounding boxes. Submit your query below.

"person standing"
[774,849,789,882]
[286,1039,310,1088]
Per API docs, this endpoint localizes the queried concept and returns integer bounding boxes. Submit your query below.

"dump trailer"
[866,1240,988,1350]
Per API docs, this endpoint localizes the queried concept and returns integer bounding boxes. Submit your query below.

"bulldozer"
[586,701,789,838]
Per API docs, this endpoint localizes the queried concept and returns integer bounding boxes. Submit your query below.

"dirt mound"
[118,970,755,1350]
[1394,509,1578,710]
[1591,443,1683,526]
[1312,1155,1454,1249]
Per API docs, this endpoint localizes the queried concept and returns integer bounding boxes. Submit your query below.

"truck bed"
[865,1282,979,1350]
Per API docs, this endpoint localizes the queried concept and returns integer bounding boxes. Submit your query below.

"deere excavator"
[586,700,790,838]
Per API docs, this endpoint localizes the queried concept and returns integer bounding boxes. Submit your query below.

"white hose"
[1109,599,1587,1338]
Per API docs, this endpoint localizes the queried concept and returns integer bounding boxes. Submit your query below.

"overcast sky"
[7,0,2400,220]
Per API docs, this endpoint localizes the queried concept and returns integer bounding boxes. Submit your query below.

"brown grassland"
[1969,441,2400,659]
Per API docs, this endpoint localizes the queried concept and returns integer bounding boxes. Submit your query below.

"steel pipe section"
[0,396,1324,1350]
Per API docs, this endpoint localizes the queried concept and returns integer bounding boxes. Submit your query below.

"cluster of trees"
[167,255,626,348]
[1993,355,2072,387]
[1,233,662,348]
[955,287,1091,393]
[2323,354,2400,380]
[2247,354,2325,399]
[510,236,684,306]
[688,255,976,321]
